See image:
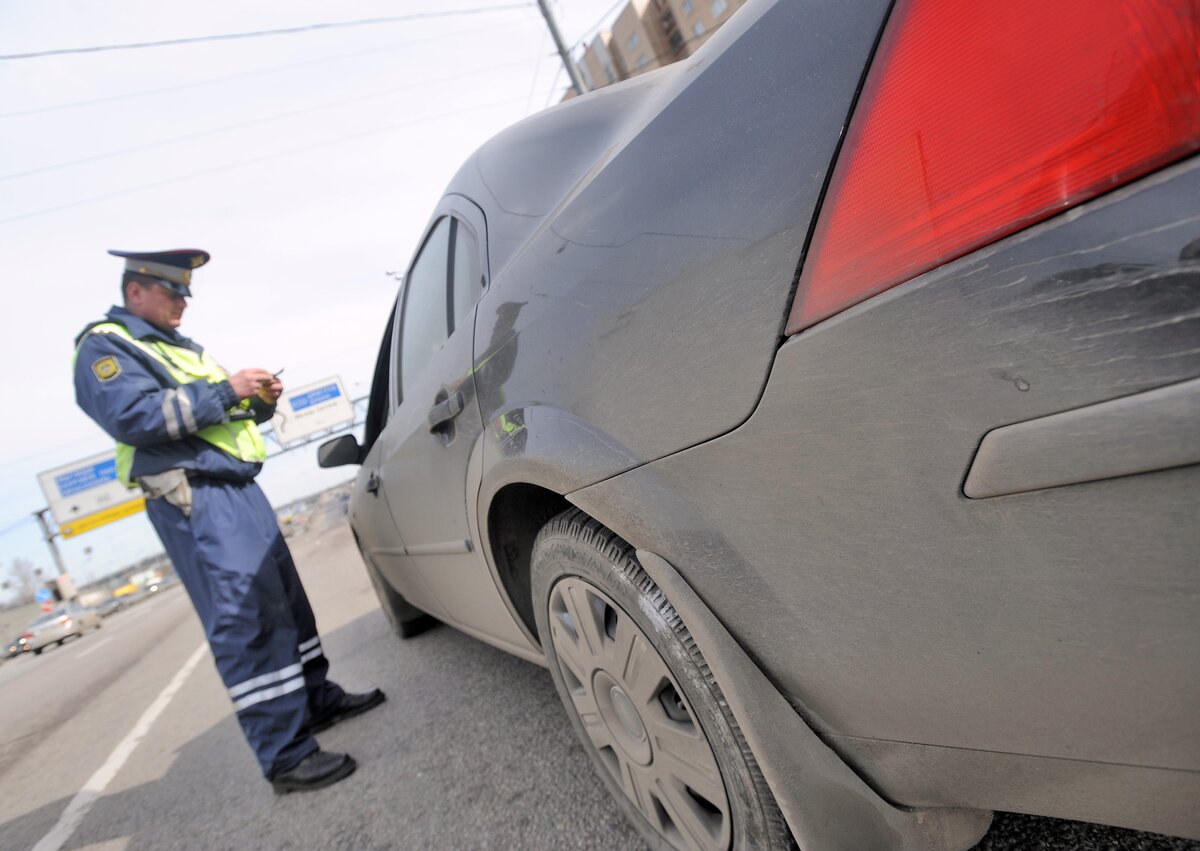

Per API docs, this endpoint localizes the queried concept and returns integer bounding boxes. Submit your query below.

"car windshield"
[31,608,65,626]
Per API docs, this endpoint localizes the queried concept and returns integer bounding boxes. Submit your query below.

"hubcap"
[548,576,731,851]
[594,671,652,764]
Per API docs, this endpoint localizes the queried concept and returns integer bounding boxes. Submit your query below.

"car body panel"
[829,734,1200,841]
[461,0,891,474]
[352,194,539,655]
[569,157,1200,830]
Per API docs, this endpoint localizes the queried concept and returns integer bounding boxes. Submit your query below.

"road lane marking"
[74,637,113,659]
[30,642,208,851]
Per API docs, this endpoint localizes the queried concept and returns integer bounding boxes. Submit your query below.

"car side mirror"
[317,434,363,468]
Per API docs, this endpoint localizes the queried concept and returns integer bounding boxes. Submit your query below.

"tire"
[362,552,438,639]
[532,509,795,851]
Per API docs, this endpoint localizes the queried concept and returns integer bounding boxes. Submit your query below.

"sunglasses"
[153,281,189,301]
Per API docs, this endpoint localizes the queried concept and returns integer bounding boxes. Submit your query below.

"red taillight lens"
[59,616,71,626]
[787,0,1200,334]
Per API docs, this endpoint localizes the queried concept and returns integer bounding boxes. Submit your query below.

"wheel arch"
[484,481,570,645]
[470,404,644,649]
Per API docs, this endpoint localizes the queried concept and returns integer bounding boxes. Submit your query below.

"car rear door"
[373,196,529,643]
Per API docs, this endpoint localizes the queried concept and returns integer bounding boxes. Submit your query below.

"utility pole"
[34,508,67,576]
[536,0,587,97]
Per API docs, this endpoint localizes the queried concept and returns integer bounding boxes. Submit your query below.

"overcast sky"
[0,0,623,599]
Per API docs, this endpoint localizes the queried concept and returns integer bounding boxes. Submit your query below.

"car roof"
[31,608,65,624]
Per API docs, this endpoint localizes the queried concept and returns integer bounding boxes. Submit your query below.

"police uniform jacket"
[74,306,274,484]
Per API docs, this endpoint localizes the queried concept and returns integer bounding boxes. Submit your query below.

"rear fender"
[568,465,992,850]
[469,405,642,648]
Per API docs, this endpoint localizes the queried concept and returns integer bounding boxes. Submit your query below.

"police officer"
[73,249,385,794]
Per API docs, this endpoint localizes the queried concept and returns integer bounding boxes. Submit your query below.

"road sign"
[59,497,146,539]
[271,376,355,444]
[35,587,52,603]
[38,450,145,536]
[38,451,141,526]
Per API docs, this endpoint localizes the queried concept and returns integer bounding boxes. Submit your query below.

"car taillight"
[59,616,70,625]
[786,0,1200,334]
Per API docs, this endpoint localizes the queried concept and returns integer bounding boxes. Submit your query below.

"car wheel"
[532,509,795,851]
[34,647,43,655]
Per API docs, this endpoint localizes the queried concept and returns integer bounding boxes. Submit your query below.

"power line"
[0,18,533,120]
[543,65,566,109]
[0,515,36,538]
[0,58,535,182]
[0,96,527,225]
[523,28,551,114]
[0,4,532,61]
[570,0,628,49]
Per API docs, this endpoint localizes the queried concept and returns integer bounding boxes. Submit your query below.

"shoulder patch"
[92,355,121,382]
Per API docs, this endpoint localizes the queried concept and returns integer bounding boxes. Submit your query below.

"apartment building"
[579,31,624,91]
[571,0,748,98]
[664,0,746,53]
[609,0,675,78]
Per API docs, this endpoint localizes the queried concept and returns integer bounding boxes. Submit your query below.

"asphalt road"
[0,520,1195,851]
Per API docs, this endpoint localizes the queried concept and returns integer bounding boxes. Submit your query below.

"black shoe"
[271,750,356,795]
[309,688,387,734]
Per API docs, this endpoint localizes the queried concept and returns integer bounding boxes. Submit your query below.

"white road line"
[29,642,208,851]
[73,637,113,659]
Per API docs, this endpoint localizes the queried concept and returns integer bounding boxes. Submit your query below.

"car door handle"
[427,391,465,432]
[365,471,381,495]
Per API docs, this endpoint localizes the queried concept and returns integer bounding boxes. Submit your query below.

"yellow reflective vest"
[75,322,267,486]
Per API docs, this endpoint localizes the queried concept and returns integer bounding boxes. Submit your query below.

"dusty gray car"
[22,603,102,654]
[320,0,1200,848]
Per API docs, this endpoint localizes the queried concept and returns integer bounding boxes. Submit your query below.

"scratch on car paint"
[1070,308,1200,342]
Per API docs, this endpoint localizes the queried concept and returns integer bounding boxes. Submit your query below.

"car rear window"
[31,608,65,625]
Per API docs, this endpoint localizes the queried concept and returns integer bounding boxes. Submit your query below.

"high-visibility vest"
[76,322,267,486]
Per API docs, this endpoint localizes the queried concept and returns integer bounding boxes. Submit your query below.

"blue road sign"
[290,382,342,412]
[35,587,53,603]
[55,458,118,497]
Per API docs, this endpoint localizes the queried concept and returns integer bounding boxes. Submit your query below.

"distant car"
[111,581,140,600]
[318,1,1199,849]
[147,575,180,594]
[5,635,30,659]
[93,598,122,618]
[22,603,102,653]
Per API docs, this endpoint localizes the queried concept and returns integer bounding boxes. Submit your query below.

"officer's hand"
[257,377,284,404]
[229,369,274,400]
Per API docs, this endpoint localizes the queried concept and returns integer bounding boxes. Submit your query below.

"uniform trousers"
[145,477,344,777]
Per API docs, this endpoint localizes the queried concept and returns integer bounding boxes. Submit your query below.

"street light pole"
[536,0,588,97]
[34,508,67,576]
